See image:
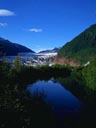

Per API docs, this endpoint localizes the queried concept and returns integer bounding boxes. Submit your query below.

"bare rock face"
[53,56,80,67]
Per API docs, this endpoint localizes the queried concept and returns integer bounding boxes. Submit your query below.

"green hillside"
[58,24,96,64]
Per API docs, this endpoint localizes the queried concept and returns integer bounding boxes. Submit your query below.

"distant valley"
[39,48,60,54]
[0,38,58,66]
[1,24,96,66]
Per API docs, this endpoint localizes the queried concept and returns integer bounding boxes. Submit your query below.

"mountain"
[39,48,59,54]
[58,24,96,64]
[0,37,34,56]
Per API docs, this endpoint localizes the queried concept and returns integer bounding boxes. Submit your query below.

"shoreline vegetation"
[0,58,96,128]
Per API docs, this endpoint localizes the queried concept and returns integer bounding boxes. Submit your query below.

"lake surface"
[27,80,82,122]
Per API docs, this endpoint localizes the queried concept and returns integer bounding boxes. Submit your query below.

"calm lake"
[27,80,82,123]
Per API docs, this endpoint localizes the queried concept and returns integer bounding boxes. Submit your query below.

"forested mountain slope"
[58,24,96,64]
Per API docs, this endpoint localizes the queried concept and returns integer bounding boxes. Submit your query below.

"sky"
[0,0,96,52]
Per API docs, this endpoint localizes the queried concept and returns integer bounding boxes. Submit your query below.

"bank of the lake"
[0,61,96,128]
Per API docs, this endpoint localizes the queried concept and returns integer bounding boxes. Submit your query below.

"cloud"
[28,28,43,32]
[0,22,7,27]
[0,9,15,16]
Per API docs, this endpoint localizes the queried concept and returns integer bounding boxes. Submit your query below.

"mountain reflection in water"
[27,80,82,121]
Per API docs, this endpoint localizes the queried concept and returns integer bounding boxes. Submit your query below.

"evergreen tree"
[14,56,21,72]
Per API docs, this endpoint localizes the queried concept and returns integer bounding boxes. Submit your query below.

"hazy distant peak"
[39,47,60,54]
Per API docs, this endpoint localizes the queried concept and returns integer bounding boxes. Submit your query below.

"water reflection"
[27,80,82,119]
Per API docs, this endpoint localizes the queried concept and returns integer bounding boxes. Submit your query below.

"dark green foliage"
[14,64,72,87]
[58,24,96,64]
[0,45,4,56]
[0,62,56,128]
[14,56,22,72]
[57,66,87,101]
[0,86,56,128]
[82,58,96,91]
[0,60,96,128]
[0,61,10,84]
